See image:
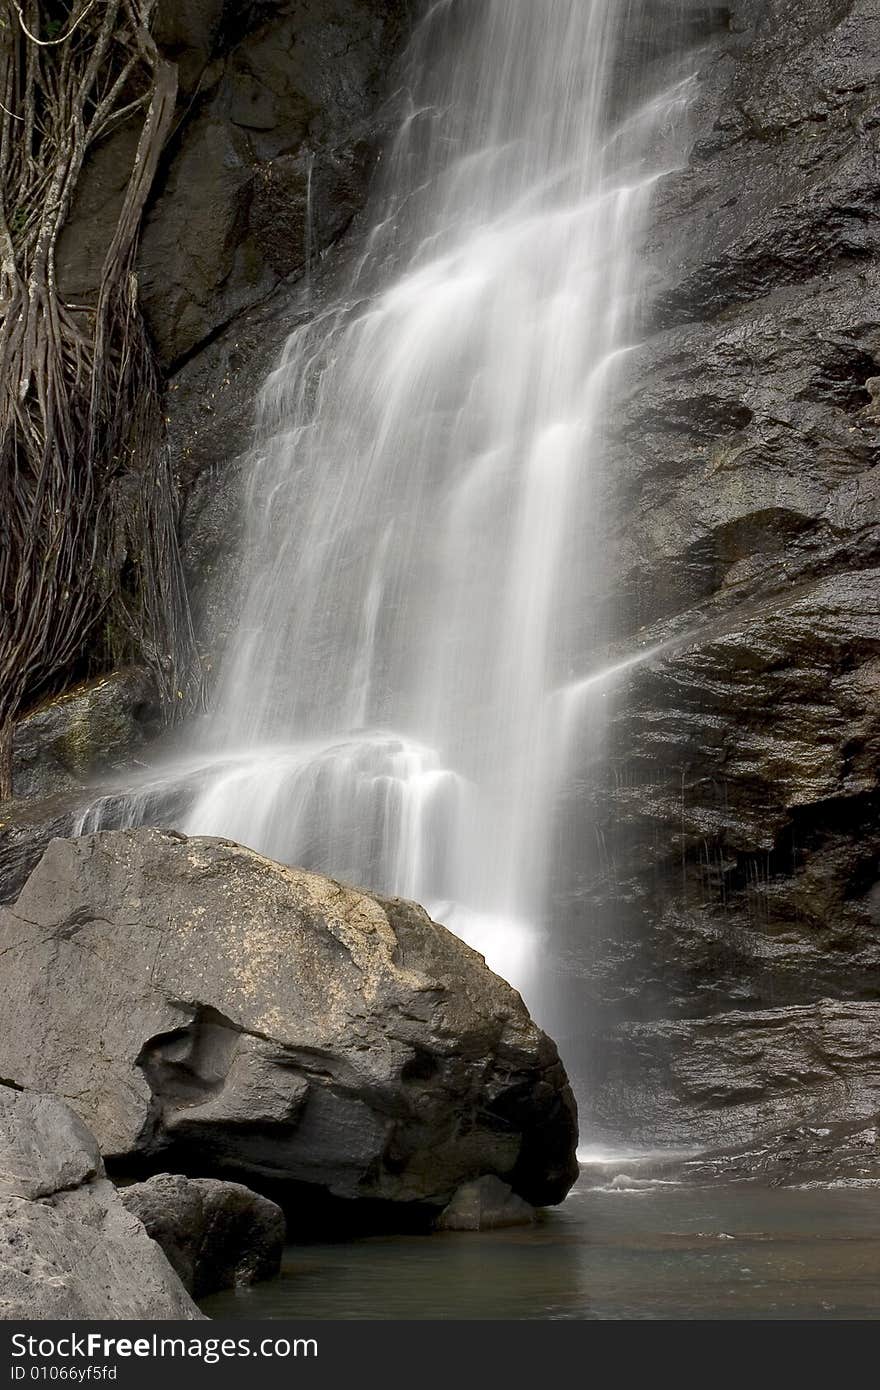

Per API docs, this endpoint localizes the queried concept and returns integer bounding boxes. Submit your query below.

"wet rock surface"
[58,0,408,373]
[119,1173,285,1297]
[139,0,407,370]
[155,0,408,662]
[562,0,880,1158]
[0,1086,202,1320]
[587,1000,880,1151]
[0,829,578,1214]
[437,1176,536,1231]
[52,0,410,671]
[12,668,159,800]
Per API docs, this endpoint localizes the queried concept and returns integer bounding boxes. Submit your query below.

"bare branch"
[10,0,98,48]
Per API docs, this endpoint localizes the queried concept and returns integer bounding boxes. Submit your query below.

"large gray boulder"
[119,1174,285,1297]
[0,1087,202,1320]
[0,829,578,1214]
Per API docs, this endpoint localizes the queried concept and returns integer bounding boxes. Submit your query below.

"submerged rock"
[437,1175,536,1231]
[0,789,89,905]
[0,1086,202,1321]
[120,1174,285,1297]
[0,828,578,1215]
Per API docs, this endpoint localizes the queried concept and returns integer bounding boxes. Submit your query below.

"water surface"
[202,1177,880,1321]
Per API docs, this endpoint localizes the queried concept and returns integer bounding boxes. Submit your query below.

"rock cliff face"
[146,0,411,659]
[59,0,408,375]
[557,0,880,1156]
[6,0,410,793]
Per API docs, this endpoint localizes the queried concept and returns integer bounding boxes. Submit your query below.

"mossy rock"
[12,669,159,800]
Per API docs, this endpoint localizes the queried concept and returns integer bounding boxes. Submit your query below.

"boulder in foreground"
[0,1086,202,1320]
[0,829,578,1214]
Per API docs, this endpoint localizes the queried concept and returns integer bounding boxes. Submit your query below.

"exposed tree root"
[0,0,202,799]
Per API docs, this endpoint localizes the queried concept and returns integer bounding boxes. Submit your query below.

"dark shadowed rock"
[150,1,410,663]
[120,1174,284,1296]
[554,0,880,1153]
[57,1,409,372]
[586,999,880,1150]
[0,1087,202,1321]
[0,829,578,1214]
[137,0,409,368]
[436,1175,536,1231]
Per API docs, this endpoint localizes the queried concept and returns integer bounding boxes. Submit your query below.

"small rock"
[120,1174,285,1297]
[437,1176,536,1231]
[0,790,87,904]
[863,376,880,423]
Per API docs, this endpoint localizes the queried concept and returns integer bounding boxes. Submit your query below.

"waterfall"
[81,0,695,1021]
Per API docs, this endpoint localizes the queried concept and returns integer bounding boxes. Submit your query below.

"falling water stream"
[82,1,696,1026]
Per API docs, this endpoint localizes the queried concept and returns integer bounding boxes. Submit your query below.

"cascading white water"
[81,0,695,1018]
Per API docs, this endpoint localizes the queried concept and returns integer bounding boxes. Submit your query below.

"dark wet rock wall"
[563,0,880,1155]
